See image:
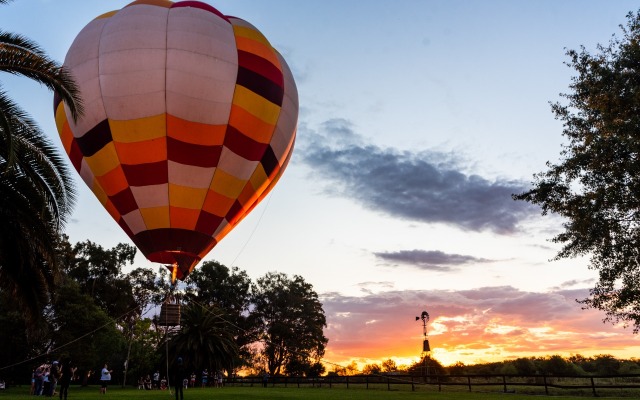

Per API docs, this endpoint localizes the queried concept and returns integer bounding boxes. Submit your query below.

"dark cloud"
[298,119,538,234]
[374,249,493,271]
[550,279,596,291]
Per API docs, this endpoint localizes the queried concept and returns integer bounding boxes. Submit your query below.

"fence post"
[366,375,369,389]
[543,376,548,395]
[503,375,507,393]
[467,376,472,392]
[590,377,597,397]
[297,376,300,388]
[411,375,415,392]
[387,376,391,391]
[437,375,441,392]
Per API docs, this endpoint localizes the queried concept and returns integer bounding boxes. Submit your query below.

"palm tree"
[0,0,83,320]
[164,303,238,376]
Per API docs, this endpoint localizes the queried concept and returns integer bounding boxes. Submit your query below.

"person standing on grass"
[153,370,160,389]
[49,361,61,397]
[173,357,186,400]
[99,363,112,394]
[59,358,76,400]
[201,369,208,388]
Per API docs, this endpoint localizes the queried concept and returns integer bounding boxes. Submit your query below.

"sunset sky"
[4,0,640,369]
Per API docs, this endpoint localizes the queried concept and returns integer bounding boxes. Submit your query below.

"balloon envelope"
[54,0,298,281]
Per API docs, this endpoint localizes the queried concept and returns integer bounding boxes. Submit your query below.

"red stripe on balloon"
[122,161,168,186]
[171,1,229,22]
[167,137,222,168]
[195,211,224,236]
[223,126,268,161]
[237,50,284,88]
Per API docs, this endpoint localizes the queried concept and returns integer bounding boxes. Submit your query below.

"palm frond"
[0,32,84,121]
[0,89,76,227]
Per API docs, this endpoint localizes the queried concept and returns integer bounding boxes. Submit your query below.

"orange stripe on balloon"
[228,104,276,144]
[125,0,173,9]
[168,183,207,210]
[248,163,269,191]
[139,206,170,230]
[110,115,167,143]
[232,86,280,125]
[236,182,257,207]
[59,122,74,155]
[54,102,68,139]
[234,37,280,68]
[201,190,235,217]
[92,179,109,205]
[95,165,129,196]
[84,142,120,177]
[94,10,118,20]
[115,137,167,165]
[232,25,271,47]
[166,114,226,146]
[170,207,200,230]
[210,170,246,199]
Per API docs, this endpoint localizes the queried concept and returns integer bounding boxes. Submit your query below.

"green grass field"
[0,385,635,400]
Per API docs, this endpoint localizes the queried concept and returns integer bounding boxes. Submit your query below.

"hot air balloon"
[54,0,298,282]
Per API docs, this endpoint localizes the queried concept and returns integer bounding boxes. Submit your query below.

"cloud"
[320,286,640,367]
[550,279,596,291]
[297,119,538,234]
[374,249,493,271]
[355,281,395,294]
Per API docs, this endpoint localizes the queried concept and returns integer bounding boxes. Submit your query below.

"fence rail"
[224,373,640,397]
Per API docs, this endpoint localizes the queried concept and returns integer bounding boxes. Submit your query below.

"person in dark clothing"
[58,359,76,400]
[173,357,186,400]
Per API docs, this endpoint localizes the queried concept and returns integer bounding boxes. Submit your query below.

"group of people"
[170,362,222,400]
[31,360,112,398]
[136,372,168,390]
[31,359,77,399]
[200,369,224,388]
[137,368,225,391]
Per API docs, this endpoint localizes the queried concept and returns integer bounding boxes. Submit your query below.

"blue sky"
[4,0,640,367]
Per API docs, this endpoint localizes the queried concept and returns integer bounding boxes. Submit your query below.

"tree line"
[0,236,328,386]
[332,354,640,378]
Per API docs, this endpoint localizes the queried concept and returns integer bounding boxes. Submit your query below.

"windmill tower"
[416,309,431,381]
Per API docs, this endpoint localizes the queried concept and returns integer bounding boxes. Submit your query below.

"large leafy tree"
[514,10,640,331]
[64,240,138,320]
[0,0,83,320]
[49,277,126,385]
[252,272,328,376]
[184,261,259,372]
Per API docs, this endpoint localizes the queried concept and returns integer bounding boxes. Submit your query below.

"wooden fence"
[224,373,640,397]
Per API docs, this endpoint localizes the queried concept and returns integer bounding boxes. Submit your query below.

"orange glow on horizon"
[320,289,640,372]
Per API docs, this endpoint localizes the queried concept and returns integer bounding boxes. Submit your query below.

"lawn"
[0,385,635,400]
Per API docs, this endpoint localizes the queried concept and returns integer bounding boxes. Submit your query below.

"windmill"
[416,309,432,381]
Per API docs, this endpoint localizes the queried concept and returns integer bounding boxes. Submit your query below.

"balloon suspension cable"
[164,264,179,396]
